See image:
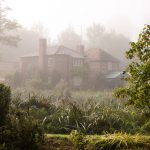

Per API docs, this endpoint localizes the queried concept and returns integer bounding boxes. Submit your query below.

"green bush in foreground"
[0,83,45,150]
[0,84,11,126]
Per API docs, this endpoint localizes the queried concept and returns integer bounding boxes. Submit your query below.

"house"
[20,39,121,89]
[86,48,120,75]
[20,39,85,87]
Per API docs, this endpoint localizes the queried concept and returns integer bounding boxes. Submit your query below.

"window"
[48,58,54,67]
[73,59,83,66]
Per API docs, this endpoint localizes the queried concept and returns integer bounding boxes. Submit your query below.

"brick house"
[85,48,120,77]
[85,48,120,89]
[20,39,85,87]
[20,39,121,88]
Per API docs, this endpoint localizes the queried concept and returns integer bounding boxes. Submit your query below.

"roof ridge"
[57,45,83,55]
[99,49,120,62]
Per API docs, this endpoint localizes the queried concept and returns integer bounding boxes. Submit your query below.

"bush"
[70,130,86,150]
[0,83,45,150]
[0,84,11,126]
[140,121,150,134]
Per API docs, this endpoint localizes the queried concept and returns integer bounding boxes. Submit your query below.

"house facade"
[20,39,85,87]
[20,39,121,89]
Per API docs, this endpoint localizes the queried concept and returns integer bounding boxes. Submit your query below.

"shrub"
[0,84,11,126]
[70,130,86,150]
[140,121,150,134]
[0,83,45,150]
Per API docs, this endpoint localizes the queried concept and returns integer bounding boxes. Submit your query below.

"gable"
[86,48,120,62]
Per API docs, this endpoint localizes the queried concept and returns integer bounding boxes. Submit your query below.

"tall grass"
[11,90,150,135]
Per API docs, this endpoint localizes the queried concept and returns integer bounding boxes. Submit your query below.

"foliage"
[0,113,44,150]
[70,130,86,150]
[0,83,45,150]
[11,91,150,135]
[0,83,11,126]
[0,0,20,46]
[87,133,150,150]
[114,25,150,108]
[45,133,150,150]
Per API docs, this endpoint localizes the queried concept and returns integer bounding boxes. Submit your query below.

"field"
[10,89,150,135]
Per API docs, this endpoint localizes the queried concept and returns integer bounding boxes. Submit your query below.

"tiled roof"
[54,45,84,58]
[86,48,120,62]
[20,45,84,59]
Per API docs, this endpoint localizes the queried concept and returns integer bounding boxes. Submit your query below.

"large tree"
[58,26,81,49]
[114,25,150,108]
[0,0,20,47]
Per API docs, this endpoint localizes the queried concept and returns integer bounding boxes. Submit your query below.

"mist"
[0,0,150,89]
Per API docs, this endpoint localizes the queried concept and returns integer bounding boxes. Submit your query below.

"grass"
[45,133,150,150]
[46,134,69,139]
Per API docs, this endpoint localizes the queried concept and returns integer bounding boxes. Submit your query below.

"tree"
[86,23,130,66]
[114,25,150,108]
[86,23,105,48]
[58,26,81,49]
[31,22,51,44]
[0,0,20,47]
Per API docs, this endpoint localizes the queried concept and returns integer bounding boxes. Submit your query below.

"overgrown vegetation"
[45,132,150,150]
[0,84,44,150]
[10,90,150,135]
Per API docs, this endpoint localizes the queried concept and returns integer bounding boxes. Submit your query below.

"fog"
[0,0,150,90]
[6,0,150,40]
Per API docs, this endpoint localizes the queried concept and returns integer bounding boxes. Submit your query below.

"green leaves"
[114,25,150,109]
[0,83,11,126]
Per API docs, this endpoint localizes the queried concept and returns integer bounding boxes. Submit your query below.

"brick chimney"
[76,45,85,56]
[38,38,48,81]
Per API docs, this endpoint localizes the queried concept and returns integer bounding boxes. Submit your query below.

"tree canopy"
[0,0,20,46]
[114,25,150,108]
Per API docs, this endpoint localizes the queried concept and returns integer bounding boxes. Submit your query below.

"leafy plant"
[114,25,150,108]
[0,84,11,126]
[70,130,86,150]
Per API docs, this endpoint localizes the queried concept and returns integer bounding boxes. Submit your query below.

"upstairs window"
[73,59,83,67]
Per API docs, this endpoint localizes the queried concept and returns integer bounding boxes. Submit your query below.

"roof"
[20,45,84,59]
[54,45,84,58]
[86,48,120,62]
[106,71,126,79]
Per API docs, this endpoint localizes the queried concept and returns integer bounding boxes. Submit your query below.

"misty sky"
[6,0,150,40]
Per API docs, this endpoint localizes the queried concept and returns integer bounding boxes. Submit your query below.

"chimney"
[38,38,48,81]
[76,45,85,56]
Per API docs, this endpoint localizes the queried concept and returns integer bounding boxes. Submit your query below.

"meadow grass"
[46,133,150,149]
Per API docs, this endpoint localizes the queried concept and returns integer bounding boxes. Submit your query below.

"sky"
[5,0,150,40]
